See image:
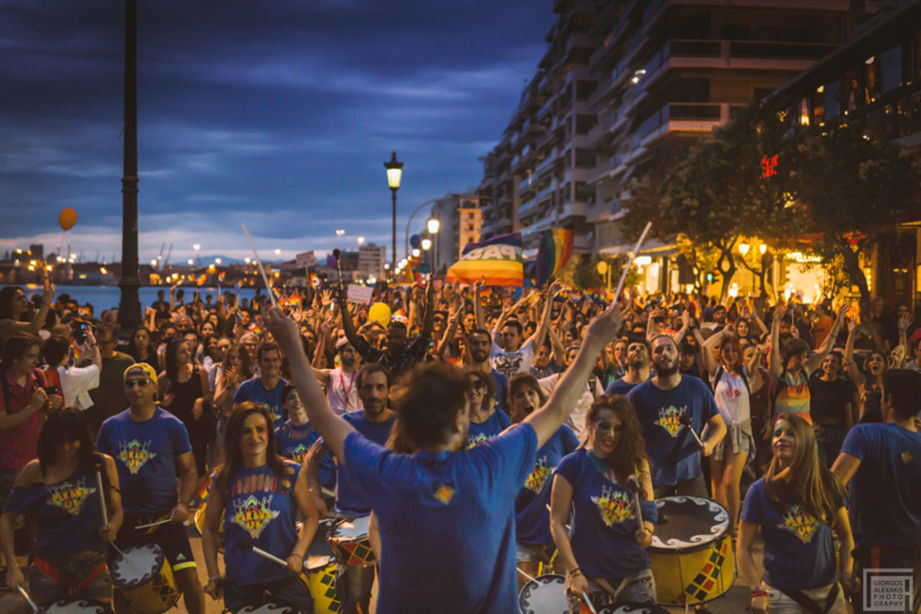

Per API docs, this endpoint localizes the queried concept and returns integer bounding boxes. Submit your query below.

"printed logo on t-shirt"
[591,485,633,527]
[524,457,551,493]
[468,433,489,449]
[782,504,819,544]
[901,451,913,464]
[117,440,157,475]
[232,494,280,540]
[657,405,687,438]
[287,443,309,465]
[48,480,96,516]
[261,403,281,425]
[494,352,523,378]
[432,483,455,505]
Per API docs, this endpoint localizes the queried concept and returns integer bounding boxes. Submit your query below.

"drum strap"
[779,583,840,614]
[33,555,108,593]
[593,575,629,601]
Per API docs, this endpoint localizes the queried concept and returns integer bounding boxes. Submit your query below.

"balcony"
[518,176,535,198]
[629,102,743,150]
[536,152,561,178]
[535,183,555,205]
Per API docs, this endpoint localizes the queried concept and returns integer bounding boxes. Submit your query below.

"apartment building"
[477,0,851,267]
[424,194,482,273]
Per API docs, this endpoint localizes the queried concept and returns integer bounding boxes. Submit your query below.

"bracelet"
[751,589,767,598]
[208,575,222,582]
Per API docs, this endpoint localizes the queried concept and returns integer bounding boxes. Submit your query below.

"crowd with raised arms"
[0,275,918,614]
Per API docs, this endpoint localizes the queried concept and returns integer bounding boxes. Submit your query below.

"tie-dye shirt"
[774,369,812,424]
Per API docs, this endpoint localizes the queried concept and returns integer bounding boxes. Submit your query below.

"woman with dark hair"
[158,338,212,482]
[0,282,53,340]
[213,342,253,456]
[738,415,854,613]
[807,350,855,466]
[702,328,765,534]
[126,326,158,370]
[0,408,121,607]
[464,367,511,448]
[844,319,887,424]
[202,403,319,612]
[550,394,657,609]
[509,372,579,585]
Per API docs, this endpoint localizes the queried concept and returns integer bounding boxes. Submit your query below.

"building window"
[824,80,840,121]
[881,44,903,93]
[911,29,921,85]
[865,57,881,104]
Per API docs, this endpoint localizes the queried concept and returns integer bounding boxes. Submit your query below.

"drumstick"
[238,538,289,568]
[241,223,277,309]
[321,487,336,499]
[17,586,39,613]
[135,517,172,530]
[581,593,598,614]
[516,566,537,583]
[679,413,704,447]
[624,474,644,528]
[612,221,652,302]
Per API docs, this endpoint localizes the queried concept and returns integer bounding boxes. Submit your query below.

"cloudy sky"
[0,0,554,264]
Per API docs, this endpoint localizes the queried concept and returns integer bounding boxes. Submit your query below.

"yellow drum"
[300,555,340,614]
[109,544,181,614]
[649,496,735,606]
[328,516,375,567]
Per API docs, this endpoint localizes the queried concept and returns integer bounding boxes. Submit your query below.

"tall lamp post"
[427,216,440,274]
[118,0,141,331]
[384,152,403,271]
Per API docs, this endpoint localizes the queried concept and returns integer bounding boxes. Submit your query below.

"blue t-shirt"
[3,465,105,556]
[233,377,288,428]
[554,449,657,579]
[606,378,639,396]
[515,425,579,545]
[468,408,512,449]
[741,478,839,590]
[840,423,921,548]
[221,461,301,586]
[343,422,537,614]
[275,421,335,491]
[627,376,719,486]
[490,369,508,410]
[334,410,396,515]
[96,408,192,514]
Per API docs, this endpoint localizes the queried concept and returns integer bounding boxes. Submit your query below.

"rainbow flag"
[446,233,523,287]
[535,228,574,285]
[71,340,83,361]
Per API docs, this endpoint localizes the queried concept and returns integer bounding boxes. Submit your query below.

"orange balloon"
[59,208,77,231]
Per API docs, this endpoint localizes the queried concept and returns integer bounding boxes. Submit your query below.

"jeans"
[813,425,846,468]
[763,582,847,614]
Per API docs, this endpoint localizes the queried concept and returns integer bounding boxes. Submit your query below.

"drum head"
[331,516,370,540]
[651,496,729,552]
[42,600,113,614]
[109,543,164,588]
[304,554,335,571]
[229,605,295,614]
[597,604,669,614]
[518,574,567,614]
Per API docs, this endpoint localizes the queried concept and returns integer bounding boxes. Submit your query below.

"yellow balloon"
[59,207,77,231]
[596,260,609,275]
[368,302,391,327]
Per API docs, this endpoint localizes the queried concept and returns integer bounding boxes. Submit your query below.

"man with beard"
[606,340,651,396]
[468,328,508,410]
[338,284,434,380]
[306,363,393,614]
[627,335,726,497]
[311,337,362,414]
[487,281,560,379]
[266,298,625,614]
[233,342,287,429]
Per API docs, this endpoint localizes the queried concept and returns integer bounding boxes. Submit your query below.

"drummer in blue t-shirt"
[508,372,579,585]
[739,415,854,614]
[832,369,921,614]
[551,394,657,609]
[266,296,625,614]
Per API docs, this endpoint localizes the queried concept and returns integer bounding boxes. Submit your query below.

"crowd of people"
[0,276,919,614]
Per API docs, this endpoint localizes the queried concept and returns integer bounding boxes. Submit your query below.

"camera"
[44,385,60,397]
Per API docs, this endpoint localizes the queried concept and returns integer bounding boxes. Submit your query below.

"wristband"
[751,589,767,598]
[208,575,222,582]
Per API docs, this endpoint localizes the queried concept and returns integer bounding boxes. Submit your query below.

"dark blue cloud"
[0,0,553,262]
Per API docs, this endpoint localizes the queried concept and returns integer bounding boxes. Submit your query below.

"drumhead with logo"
[42,600,113,614]
[518,574,568,614]
[650,496,729,553]
[109,544,164,589]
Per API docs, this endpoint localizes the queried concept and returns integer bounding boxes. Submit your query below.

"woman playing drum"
[202,403,319,613]
[550,395,657,610]
[0,408,122,608]
[738,414,856,613]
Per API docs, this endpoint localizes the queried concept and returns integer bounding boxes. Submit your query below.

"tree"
[794,123,921,318]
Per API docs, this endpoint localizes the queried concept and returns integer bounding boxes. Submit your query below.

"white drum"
[42,601,113,614]
[518,574,568,614]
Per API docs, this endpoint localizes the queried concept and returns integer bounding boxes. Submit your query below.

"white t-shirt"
[537,372,596,441]
[327,366,361,415]
[58,364,100,410]
[489,341,535,380]
[711,366,750,425]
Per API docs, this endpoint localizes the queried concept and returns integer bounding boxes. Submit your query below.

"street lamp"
[193,244,201,267]
[427,216,440,273]
[384,151,403,268]
[357,236,365,247]
[738,243,750,256]
[421,238,432,251]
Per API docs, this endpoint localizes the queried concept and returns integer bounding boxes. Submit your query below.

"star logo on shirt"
[524,457,551,493]
[117,440,157,475]
[467,432,489,449]
[48,480,95,516]
[289,443,309,466]
[591,485,633,527]
[782,504,819,544]
[657,405,686,438]
[232,494,280,540]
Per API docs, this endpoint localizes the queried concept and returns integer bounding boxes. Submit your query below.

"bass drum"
[518,574,568,614]
[649,496,735,606]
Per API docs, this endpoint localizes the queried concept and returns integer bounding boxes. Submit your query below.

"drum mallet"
[238,537,290,569]
[16,586,39,614]
[624,474,644,528]
[679,413,705,447]
[134,517,172,530]
[94,457,126,558]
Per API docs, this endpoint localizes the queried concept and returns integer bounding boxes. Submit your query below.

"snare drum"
[327,515,375,566]
[518,574,568,614]
[109,544,181,614]
[42,600,113,614]
[597,604,669,613]
[649,496,735,605]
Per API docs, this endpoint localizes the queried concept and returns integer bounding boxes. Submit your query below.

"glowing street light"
[357,236,365,247]
[421,238,432,251]
[759,244,768,255]
[738,243,750,256]
[384,151,403,268]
